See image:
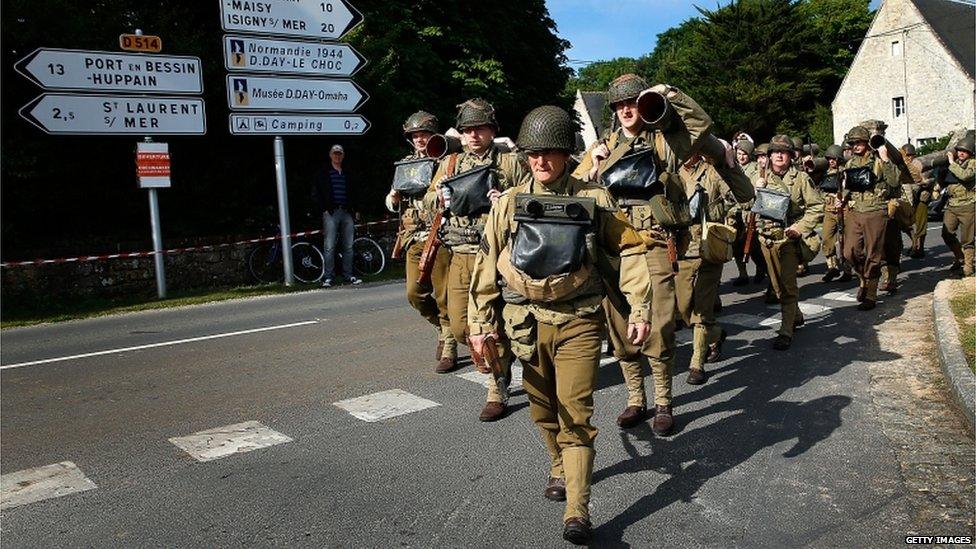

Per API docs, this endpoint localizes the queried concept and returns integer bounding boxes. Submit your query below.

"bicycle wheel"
[291,242,325,283]
[352,237,385,276]
[247,242,283,284]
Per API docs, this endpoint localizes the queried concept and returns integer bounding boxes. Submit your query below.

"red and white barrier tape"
[0,219,397,268]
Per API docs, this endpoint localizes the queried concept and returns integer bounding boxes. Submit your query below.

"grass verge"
[948,278,976,372]
[1,263,405,329]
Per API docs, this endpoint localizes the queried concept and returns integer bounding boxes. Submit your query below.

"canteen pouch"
[392,158,435,196]
[647,172,693,229]
[510,195,596,279]
[751,187,791,223]
[442,165,494,217]
[818,172,840,193]
[844,166,875,193]
[601,149,659,197]
[700,222,736,264]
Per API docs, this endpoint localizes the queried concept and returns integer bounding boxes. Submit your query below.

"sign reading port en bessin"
[19,93,207,135]
[223,35,366,77]
[219,0,364,40]
[226,74,367,112]
[14,48,203,94]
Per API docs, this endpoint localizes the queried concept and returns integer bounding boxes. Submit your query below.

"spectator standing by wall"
[313,144,362,287]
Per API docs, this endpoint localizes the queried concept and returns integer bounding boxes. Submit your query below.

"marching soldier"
[900,143,933,259]
[386,111,457,372]
[676,153,754,383]
[819,145,854,282]
[941,135,976,276]
[731,139,760,286]
[572,75,711,435]
[468,105,651,544]
[841,125,903,310]
[426,98,533,421]
[754,135,824,350]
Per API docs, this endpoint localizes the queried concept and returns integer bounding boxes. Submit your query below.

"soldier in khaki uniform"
[425,98,533,421]
[468,106,651,544]
[572,75,712,435]
[900,143,934,259]
[753,135,824,350]
[732,139,762,286]
[819,145,854,282]
[676,154,754,383]
[841,125,903,310]
[941,135,976,276]
[386,111,457,372]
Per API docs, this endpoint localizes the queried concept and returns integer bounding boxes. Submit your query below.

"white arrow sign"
[219,0,363,40]
[229,113,369,135]
[15,48,203,94]
[223,35,366,77]
[226,75,367,112]
[19,93,207,135]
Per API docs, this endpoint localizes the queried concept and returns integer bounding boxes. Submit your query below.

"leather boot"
[435,356,458,373]
[686,368,708,385]
[706,328,727,363]
[773,334,792,350]
[562,446,595,543]
[858,278,879,310]
[479,401,506,422]
[545,476,566,502]
[652,405,674,436]
[838,268,853,283]
[616,406,646,429]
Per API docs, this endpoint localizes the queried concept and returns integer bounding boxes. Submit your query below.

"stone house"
[832,0,975,147]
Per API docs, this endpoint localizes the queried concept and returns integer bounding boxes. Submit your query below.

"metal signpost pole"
[274,136,294,286]
[147,170,167,298]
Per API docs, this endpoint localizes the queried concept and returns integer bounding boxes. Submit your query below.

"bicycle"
[247,229,385,284]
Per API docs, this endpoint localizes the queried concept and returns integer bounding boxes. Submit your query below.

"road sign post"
[273,137,294,286]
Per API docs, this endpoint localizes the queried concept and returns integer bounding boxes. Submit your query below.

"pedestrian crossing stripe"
[333,389,440,422]
[168,420,293,462]
[0,461,96,510]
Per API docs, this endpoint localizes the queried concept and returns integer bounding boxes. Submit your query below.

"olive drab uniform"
[427,141,532,406]
[388,149,456,366]
[754,137,824,345]
[841,128,903,305]
[675,158,754,376]
[901,144,933,257]
[572,83,712,423]
[469,171,651,530]
[941,148,976,276]
[732,153,760,282]
[818,146,853,280]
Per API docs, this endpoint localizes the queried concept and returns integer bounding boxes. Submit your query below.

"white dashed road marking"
[333,389,440,422]
[0,461,97,510]
[169,420,293,462]
[822,291,858,303]
[834,336,857,345]
[457,363,524,391]
[0,321,319,370]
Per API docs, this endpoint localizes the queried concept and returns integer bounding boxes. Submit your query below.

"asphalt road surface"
[2,230,973,547]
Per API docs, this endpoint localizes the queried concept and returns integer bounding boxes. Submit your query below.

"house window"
[891,40,902,56]
[893,97,906,118]
[917,137,936,147]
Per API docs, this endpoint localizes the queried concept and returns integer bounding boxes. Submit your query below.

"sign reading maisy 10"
[223,35,365,77]
[19,94,206,135]
[226,74,367,112]
[220,0,364,40]
[15,48,203,94]
[229,113,369,135]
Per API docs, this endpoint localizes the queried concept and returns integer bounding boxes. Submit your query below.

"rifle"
[837,174,846,256]
[416,153,458,285]
[743,160,763,262]
[390,201,405,260]
[480,334,509,402]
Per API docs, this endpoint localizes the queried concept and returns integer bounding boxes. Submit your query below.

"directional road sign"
[223,35,366,77]
[19,93,207,135]
[229,113,369,135]
[119,34,163,53]
[219,0,363,40]
[15,48,203,94]
[226,74,367,112]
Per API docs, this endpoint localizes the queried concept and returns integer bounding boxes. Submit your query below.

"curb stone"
[932,279,975,433]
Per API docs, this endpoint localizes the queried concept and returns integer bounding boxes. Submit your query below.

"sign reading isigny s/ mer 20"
[226,75,367,112]
[220,0,363,40]
[15,48,203,94]
[223,35,366,77]
[19,93,206,135]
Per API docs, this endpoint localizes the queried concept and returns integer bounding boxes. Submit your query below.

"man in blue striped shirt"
[313,144,361,286]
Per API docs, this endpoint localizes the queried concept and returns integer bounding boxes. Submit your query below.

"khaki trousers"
[912,202,928,249]
[943,205,976,275]
[843,210,888,280]
[405,242,455,356]
[524,314,602,521]
[675,257,723,370]
[448,251,512,402]
[882,217,903,271]
[604,245,675,407]
[760,239,804,338]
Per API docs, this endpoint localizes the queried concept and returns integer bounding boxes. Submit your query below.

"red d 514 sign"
[136,142,171,188]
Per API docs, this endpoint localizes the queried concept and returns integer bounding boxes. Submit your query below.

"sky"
[546,0,884,70]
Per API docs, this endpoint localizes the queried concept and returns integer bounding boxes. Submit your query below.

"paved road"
[2,230,973,547]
